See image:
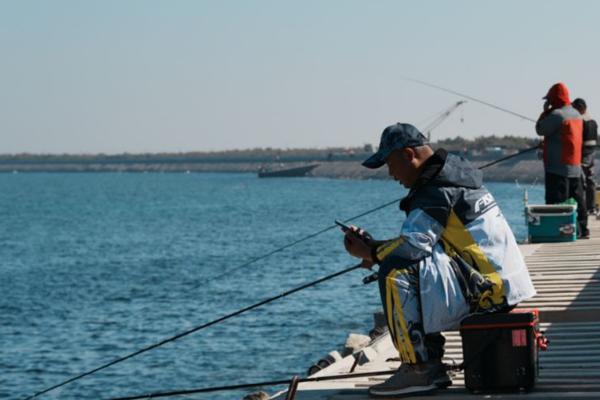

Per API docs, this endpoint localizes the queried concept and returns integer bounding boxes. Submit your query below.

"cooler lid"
[525,204,576,214]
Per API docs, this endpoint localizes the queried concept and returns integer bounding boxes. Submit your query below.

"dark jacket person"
[573,97,598,213]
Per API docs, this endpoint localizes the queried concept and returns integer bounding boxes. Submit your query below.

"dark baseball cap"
[362,123,428,169]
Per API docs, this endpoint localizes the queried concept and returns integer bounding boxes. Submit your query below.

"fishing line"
[25,92,543,398]
[207,79,538,284]
[203,197,401,283]
[206,145,539,283]
[107,370,393,400]
[23,263,363,400]
[400,76,537,123]
[23,146,539,400]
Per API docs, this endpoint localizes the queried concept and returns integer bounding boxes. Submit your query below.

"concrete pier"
[274,217,600,399]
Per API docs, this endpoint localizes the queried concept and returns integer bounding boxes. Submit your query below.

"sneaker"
[368,362,437,397]
[430,360,452,388]
[578,229,591,239]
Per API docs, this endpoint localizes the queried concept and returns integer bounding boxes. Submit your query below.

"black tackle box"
[460,308,547,393]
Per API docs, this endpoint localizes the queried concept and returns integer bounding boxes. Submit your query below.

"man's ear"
[403,147,416,162]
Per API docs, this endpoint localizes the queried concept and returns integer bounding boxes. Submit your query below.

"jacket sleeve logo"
[474,193,496,214]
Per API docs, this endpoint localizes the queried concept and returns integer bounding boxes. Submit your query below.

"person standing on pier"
[342,123,536,397]
[572,98,598,215]
[536,82,589,238]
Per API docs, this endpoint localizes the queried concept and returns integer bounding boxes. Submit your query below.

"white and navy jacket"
[373,150,536,331]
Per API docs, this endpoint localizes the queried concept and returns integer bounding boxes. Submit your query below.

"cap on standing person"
[536,83,589,238]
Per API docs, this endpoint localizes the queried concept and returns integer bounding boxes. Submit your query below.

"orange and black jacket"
[536,83,584,178]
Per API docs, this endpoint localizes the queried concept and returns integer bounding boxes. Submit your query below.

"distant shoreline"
[3,144,595,183]
[1,159,555,183]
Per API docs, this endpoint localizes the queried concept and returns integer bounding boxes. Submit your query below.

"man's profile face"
[386,149,415,188]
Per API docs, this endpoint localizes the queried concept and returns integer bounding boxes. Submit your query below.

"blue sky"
[2,1,599,153]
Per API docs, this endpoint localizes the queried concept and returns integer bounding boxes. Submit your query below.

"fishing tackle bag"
[459,308,548,393]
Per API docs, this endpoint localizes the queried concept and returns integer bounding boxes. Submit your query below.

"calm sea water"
[0,173,544,399]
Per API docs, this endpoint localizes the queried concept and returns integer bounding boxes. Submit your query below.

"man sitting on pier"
[342,123,536,397]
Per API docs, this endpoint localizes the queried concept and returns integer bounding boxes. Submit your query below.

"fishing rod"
[401,76,537,123]
[207,79,539,284]
[477,144,539,169]
[107,370,393,400]
[23,144,540,400]
[23,263,363,400]
[203,198,401,284]
[206,143,540,284]
[25,87,542,398]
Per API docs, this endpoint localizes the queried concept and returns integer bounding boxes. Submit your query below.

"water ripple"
[0,173,543,400]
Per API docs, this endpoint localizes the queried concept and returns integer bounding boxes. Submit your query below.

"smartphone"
[335,220,351,232]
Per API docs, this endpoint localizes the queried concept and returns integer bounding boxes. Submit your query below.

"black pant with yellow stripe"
[377,263,445,364]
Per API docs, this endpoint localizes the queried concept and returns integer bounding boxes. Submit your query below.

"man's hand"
[540,99,553,117]
[543,100,551,112]
[343,227,374,267]
[360,258,375,269]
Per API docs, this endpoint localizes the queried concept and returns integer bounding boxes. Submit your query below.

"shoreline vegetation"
[0,135,573,183]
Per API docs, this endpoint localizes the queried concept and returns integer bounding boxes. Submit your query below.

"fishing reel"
[362,272,379,285]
